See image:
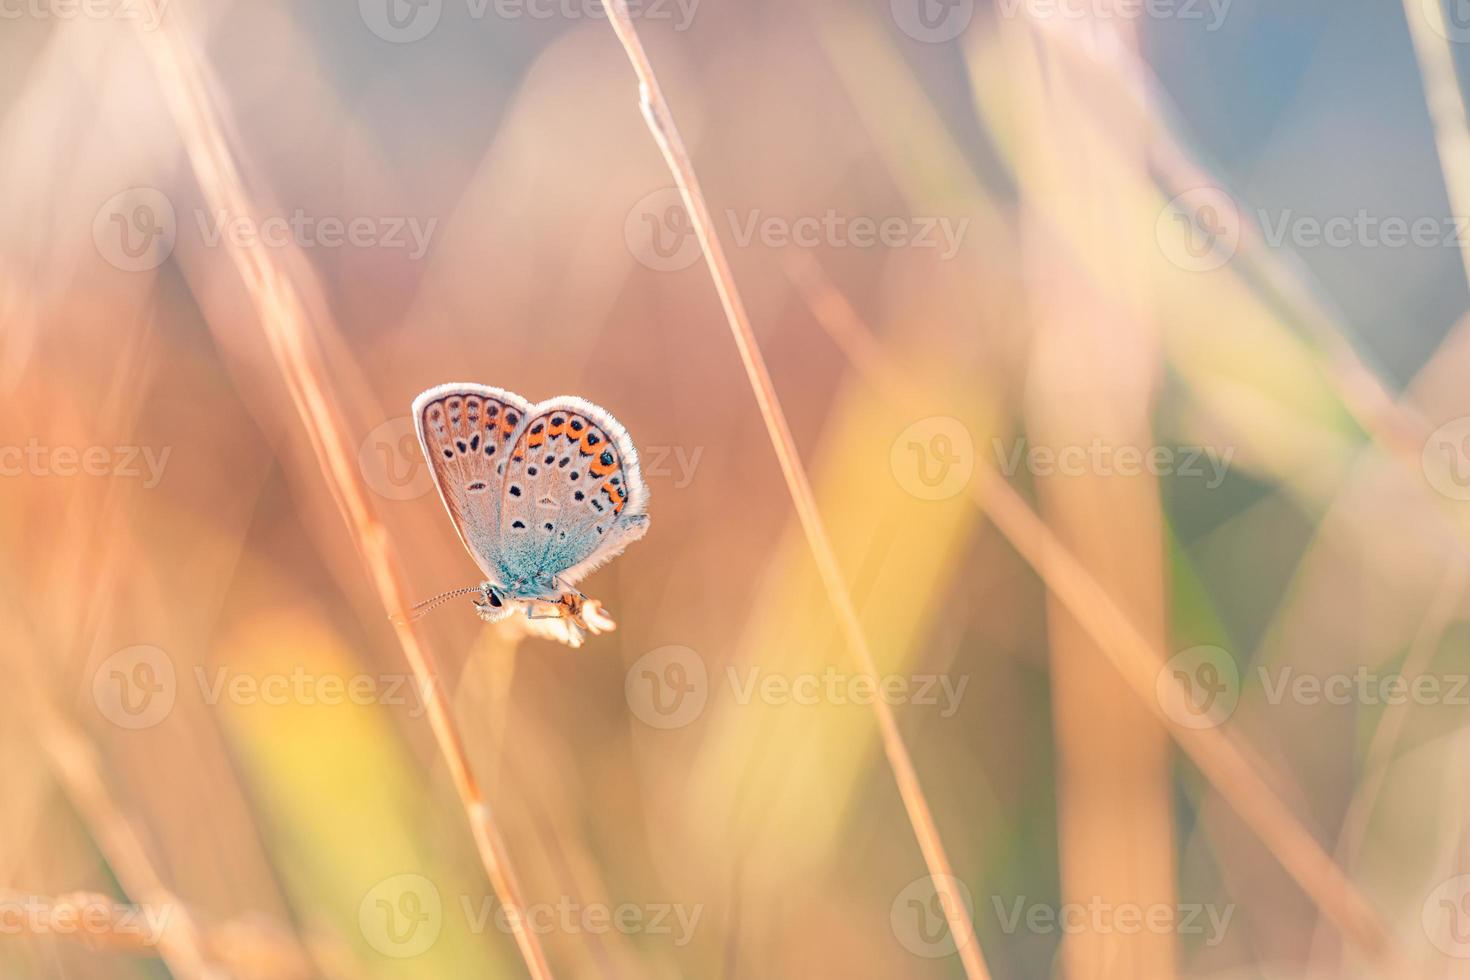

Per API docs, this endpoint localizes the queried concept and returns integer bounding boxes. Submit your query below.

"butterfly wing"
[496,396,650,591]
[413,383,533,580]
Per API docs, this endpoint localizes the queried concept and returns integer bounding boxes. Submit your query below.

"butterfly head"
[475,581,515,623]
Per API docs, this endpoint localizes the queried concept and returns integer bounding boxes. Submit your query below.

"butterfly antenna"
[391,586,482,625]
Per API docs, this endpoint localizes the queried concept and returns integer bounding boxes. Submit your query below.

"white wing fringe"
[501,598,617,649]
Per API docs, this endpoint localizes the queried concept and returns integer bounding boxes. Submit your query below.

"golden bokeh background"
[6,1,1470,977]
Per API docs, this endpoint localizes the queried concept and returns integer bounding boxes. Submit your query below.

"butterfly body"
[413,383,649,644]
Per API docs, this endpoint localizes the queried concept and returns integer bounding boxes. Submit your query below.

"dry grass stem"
[1025,15,1430,466]
[1401,0,1470,294]
[790,256,1402,969]
[601,5,992,978]
[30,695,220,979]
[129,4,553,977]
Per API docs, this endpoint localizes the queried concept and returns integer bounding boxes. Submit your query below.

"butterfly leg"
[525,592,583,621]
[558,590,617,636]
[522,590,615,636]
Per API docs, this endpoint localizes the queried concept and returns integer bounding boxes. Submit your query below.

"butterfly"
[409,383,650,646]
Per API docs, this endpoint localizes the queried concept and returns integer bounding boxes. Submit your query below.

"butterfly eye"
[488,591,502,608]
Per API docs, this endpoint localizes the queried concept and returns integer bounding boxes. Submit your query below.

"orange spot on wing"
[601,481,628,514]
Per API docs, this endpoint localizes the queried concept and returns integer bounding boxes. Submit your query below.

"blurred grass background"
[5,0,1470,977]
